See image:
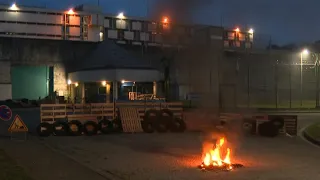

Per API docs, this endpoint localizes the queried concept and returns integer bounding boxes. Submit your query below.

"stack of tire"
[37,118,123,137]
[242,116,285,137]
[258,116,285,137]
[141,109,186,133]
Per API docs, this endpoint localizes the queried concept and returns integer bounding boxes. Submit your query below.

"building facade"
[0,3,254,102]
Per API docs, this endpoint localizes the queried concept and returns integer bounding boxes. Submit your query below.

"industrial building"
[0,2,257,108]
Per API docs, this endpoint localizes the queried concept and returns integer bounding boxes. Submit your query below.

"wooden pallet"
[118,107,143,133]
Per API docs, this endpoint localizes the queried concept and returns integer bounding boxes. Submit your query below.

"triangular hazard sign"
[8,115,28,132]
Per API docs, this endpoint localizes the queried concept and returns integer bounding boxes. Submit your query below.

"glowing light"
[67,8,74,14]
[117,12,125,19]
[67,80,72,85]
[162,17,169,24]
[121,80,125,84]
[302,49,309,55]
[235,28,240,32]
[75,82,79,87]
[102,81,107,86]
[248,28,254,34]
[9,3,19,10]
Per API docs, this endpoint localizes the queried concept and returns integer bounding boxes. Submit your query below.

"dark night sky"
[4,0,319,45]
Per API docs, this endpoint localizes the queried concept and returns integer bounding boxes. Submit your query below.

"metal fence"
[221,52,320,109]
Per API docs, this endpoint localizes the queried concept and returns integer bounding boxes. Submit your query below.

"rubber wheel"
[141,120,154,133]
[99,119,114,134]
[37,122,53,137]
[170,118,186,133]
[68,120,83,136]
[270,116,285,129]
[53,121,69,136]
[144,109,160,122]
[258,122,279,137]
[112,118,123,133]
[153,119,168,133]
[83,121,98,136]
[242,118,255,134]
[160,109,174,117]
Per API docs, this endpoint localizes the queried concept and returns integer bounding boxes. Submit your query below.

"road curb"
[302,131,320,147]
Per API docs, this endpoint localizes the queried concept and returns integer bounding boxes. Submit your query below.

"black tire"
[53,121,69,136]
[83,121,98,136]
[141,120,154,133]
[37,122,53,137]
[258,122,279,137]
[112,118,123,133]
[270,116,285,129]
[144,109,160,122]
[153,119,168,133]
[170,117,186,133]
[242,118,255,134]
[160,109,174,117]
[99,119,114,134]
[68,120,83,136]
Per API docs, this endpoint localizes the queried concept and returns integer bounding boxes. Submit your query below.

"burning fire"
[200,137,233,170]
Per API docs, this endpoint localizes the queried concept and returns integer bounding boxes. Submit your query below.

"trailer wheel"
[53,121,69,136]
[83,121,98,136]
[99,119,114,134]
[37,122,53,137]
[141,120,154,133]
[68,120,83,136]
[169,117,186,133]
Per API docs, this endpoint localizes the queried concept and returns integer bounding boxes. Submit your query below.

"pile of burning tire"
[141,109,186,133]
[36,118,123,137]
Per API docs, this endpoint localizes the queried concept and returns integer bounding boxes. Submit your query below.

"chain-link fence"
[221,51,320,109]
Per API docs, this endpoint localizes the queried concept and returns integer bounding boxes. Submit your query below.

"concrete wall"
[0,37,97,98]
[173,26,224,108]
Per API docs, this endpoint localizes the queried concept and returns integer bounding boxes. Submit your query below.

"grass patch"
[0,149,33,180]
[304,123,320,140]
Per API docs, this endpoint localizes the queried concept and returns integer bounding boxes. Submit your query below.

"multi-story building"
[0,3,254,103]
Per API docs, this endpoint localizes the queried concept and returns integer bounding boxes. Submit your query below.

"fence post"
[289,64,292,108]
[275,60,278,108]
[247,56,250,108]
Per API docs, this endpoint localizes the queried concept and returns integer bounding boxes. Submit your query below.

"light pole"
[300,49,309,107]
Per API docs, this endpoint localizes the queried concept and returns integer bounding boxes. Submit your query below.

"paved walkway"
[0,136,109,180]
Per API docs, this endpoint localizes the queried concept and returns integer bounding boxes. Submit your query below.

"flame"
[202,137,232,168]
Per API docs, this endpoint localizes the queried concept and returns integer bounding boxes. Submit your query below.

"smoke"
[150,0,213,23]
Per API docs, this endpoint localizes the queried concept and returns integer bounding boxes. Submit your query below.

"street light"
[248,28,254,34]
[235,28,240,32]
[117,12,125,19]
[67,8,74,14]
[9,3,19,10]
[300,49,309,107]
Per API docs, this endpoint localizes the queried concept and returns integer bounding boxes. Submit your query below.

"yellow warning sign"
[8,115,28,132]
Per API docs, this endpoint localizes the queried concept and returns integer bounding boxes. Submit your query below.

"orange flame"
[202,137,232,168]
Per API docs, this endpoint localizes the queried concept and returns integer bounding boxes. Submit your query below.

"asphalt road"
[2,109,320,180]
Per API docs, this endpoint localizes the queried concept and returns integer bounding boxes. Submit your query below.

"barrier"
[253,114,298,136]
[40,102,183,124]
